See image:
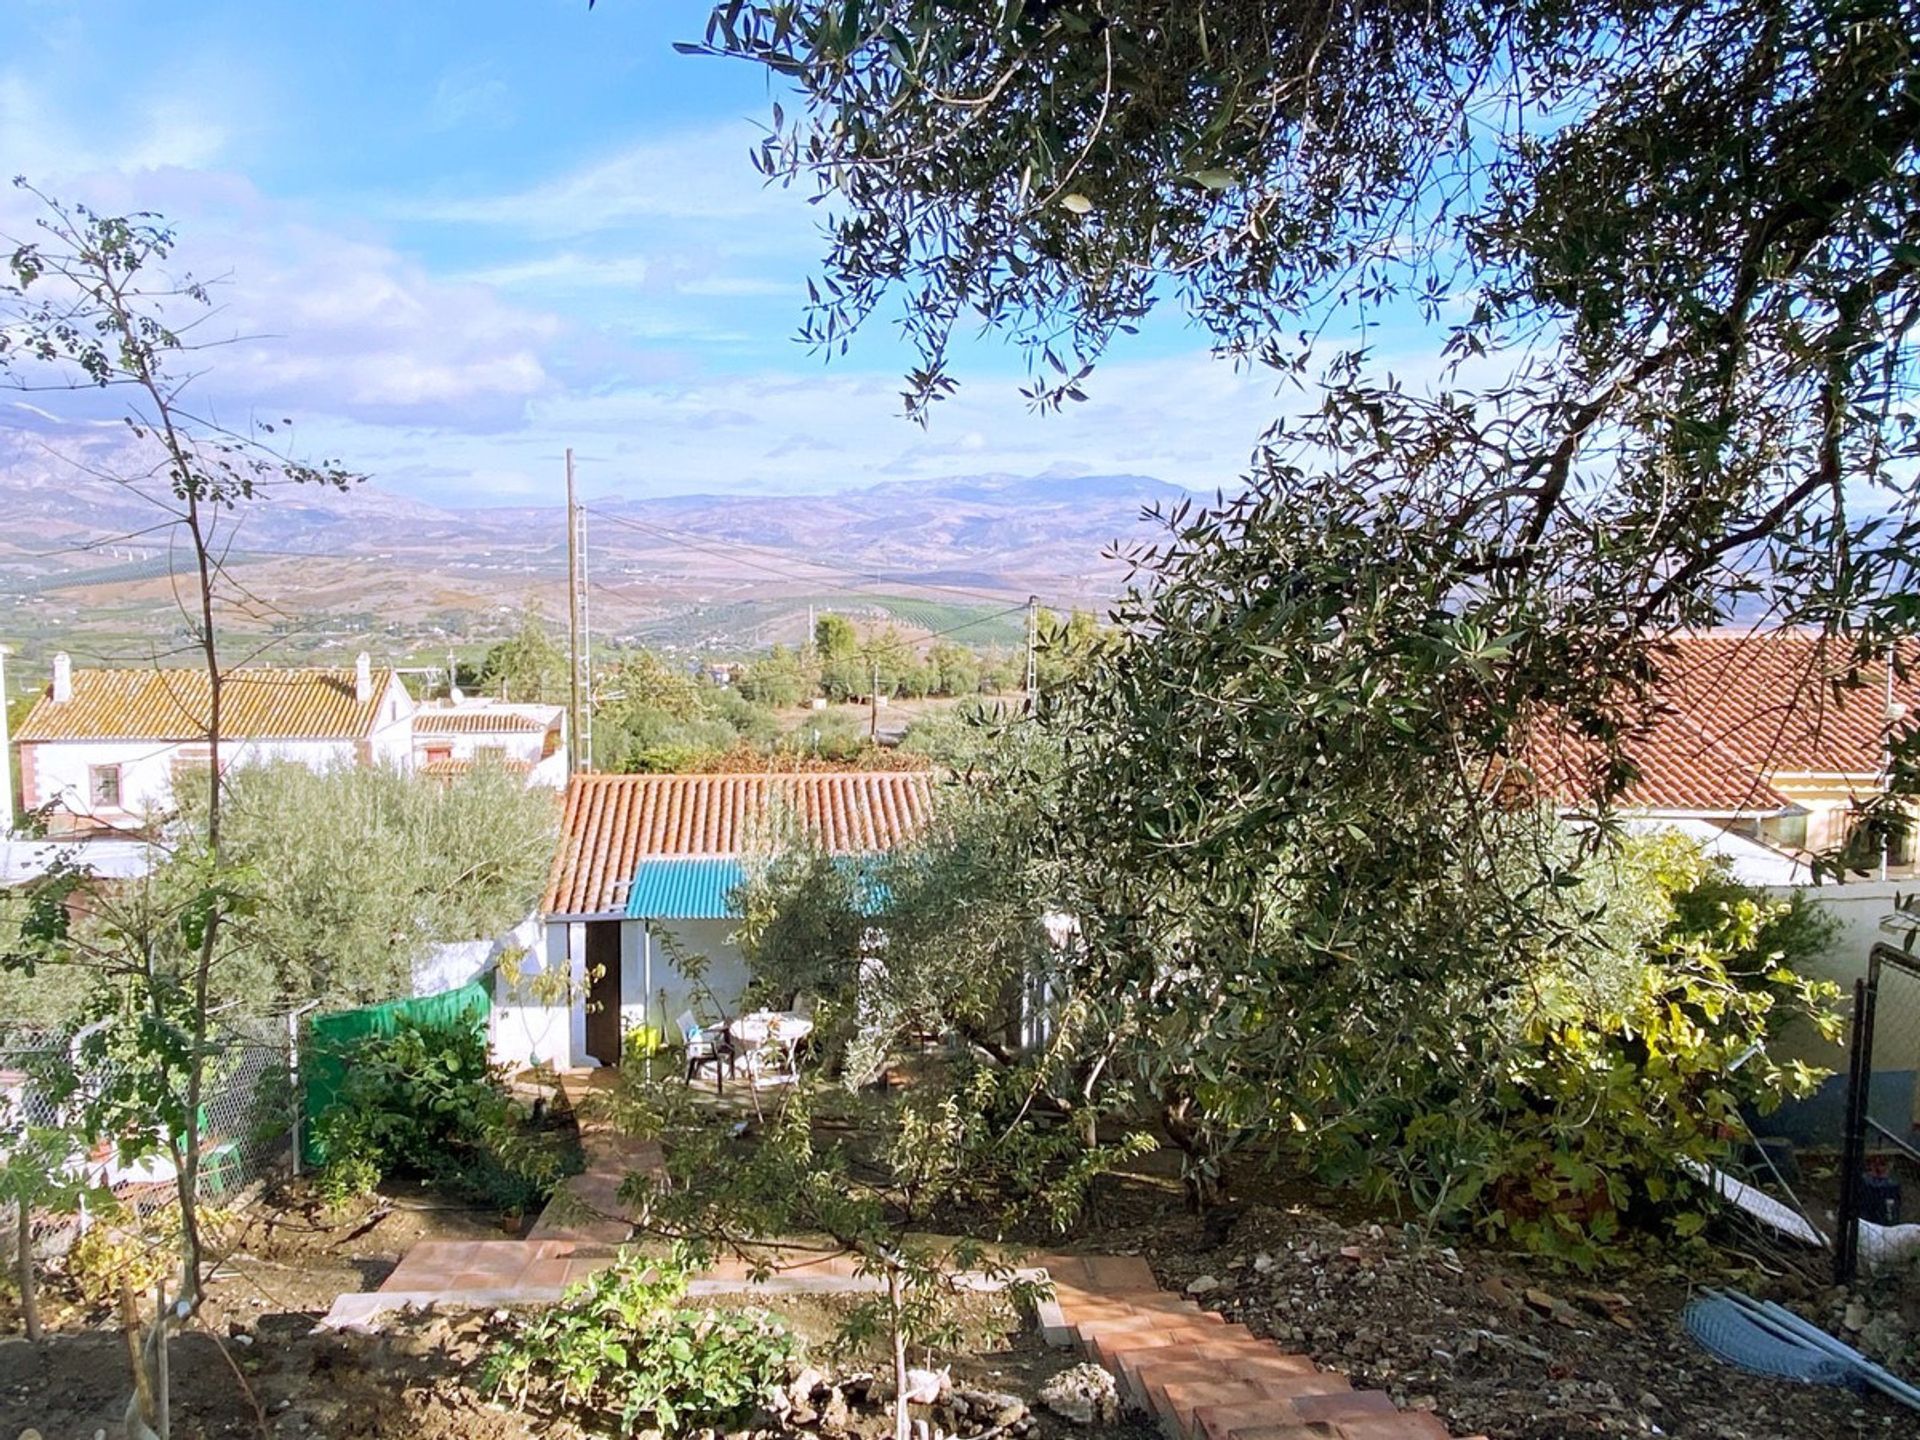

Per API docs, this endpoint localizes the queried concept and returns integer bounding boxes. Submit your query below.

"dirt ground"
[5,1145,1917,1440]
[0,1272,1130,1440]
[0,1177,1133,1440]
[1063,1151,1920,1440]
[0,1179,527,1341]
[0,1180,524,1439]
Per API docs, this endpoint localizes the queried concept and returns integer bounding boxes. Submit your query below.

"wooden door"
[584,921,623,1066]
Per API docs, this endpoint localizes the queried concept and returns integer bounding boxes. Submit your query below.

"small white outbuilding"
[499,769,936,1071]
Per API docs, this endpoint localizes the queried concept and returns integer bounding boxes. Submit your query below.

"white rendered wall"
[1764,878,1913,1072]
[366,683,417,768]
[509,917,757,1069]
[26,737,362,827]
[641,919,752,1026]
[492,921,575,1070]
[414,912,543,997]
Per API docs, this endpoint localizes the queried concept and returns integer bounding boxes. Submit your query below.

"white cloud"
[458,252,652,291]
[406,124,797,234]
[430,64,513,132]
[0,58,1500,514]
[1,171,565,431]
[675,275,794,298]
[0,70,231,180]
[282,350,1302,506]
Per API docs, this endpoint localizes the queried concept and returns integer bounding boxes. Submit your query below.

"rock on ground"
[1036,1365,1120,1426]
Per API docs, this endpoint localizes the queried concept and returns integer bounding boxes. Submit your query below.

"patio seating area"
[676,1006,814,1093]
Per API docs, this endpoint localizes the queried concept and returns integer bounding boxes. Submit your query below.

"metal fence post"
[286,1003,317,1177]
[1837,950,1893,1286]
[1836,977,1869,1284]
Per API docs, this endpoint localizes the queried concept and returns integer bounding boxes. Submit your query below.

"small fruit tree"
[614,1065,1147,1440]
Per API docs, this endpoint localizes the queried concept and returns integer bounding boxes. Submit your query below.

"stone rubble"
[1035,1364,1121,1426]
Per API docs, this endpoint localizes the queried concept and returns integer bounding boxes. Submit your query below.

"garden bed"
[0,1179,522,1336]
[7,1100,1915,1440]
[0,1273,1140,1440]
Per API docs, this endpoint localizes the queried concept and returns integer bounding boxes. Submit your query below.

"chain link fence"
[0,1013,299,1263]
[1835,943,1920,1282]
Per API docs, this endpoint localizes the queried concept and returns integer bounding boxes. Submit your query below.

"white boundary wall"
[1764,879,1913,1071]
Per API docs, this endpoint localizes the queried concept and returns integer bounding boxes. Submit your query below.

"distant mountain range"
[0,434,1203,663]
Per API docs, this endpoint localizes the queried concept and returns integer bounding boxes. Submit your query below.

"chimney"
[51,652,72,704]
[355,651,373,705]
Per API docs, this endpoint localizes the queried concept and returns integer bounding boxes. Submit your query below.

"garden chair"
[677,1010,734,1092]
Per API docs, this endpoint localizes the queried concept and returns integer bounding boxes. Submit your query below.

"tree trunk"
[120,1280,162,1440]
[123,291,220,1440]
[888,1269,910,1440]
[1162,1094,1228,1212]
[154,1277,170,1440]
[95,256,227,1323]
[177,482,222,1317]
[15,1200,39,1342]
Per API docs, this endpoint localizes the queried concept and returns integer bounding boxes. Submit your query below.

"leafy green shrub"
[902,1058,1156,1235]
[314,1016,568,1212]
[729,842,866,1013]
[1312,830,1843,1265]
[1469,838,1841,1263]
[315,1153,381,1209]
[483,1250,799,1435]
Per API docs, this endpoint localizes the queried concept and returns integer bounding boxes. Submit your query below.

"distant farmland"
[623,592,1029,650]
[5,551,270,594]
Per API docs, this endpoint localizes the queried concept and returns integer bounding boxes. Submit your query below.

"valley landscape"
[1,423,1193,680]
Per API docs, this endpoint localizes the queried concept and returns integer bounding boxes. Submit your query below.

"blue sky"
[0,0,1389,507]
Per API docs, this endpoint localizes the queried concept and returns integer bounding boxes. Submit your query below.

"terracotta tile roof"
[1657,631,1918,777]
[414,706,559,736]
[1523,711,1798,815]
[1522,630,1917,814]
[14,665,400,743]
[542,771,938,917]
[421,756,534,779]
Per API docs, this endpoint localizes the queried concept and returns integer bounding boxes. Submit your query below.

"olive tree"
[670,0,1919,725]
[640,1,1915,1230]
[188,760,558,1010]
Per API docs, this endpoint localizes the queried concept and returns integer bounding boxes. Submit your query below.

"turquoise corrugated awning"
[625,858,748,920]
[623,855,890,920]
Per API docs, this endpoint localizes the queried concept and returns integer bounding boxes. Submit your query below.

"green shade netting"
[300,978,490,1167]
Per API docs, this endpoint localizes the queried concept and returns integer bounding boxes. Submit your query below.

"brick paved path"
[1034,1254,1470,1440]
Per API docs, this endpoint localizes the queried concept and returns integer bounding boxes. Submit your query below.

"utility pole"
[580,506,594,772]
[1025,595,1039,710]
[565,448,583,775]
[0,643,13,834]
[870,656,880,741]
[1883,643,1902,881]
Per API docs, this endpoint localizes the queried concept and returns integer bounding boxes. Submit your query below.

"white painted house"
[497,770,936,1070]
[411,700,568,789]
[12,651,415,836]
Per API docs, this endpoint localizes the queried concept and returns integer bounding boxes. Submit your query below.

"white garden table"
[727,1010,814,1085]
